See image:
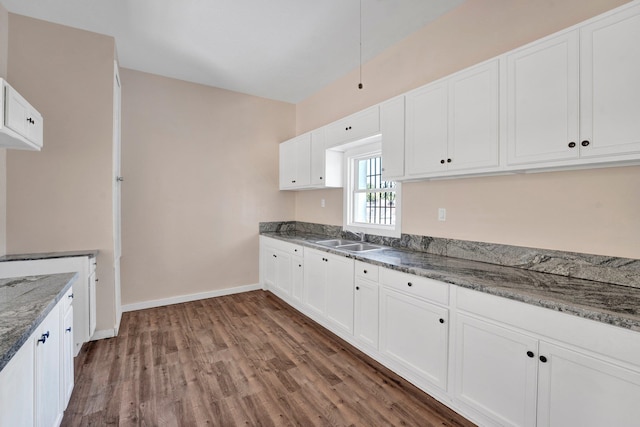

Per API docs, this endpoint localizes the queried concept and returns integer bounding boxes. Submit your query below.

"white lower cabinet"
[353,262,380,351]
[379,287,449,391]
[259,237,640,427]
[455,288,640,427]
[0,287,75,427]
[536,341,640,427]
[291,255,304,304]
[34,301,63,427]
[303,248,355,334]
[0,332,35,427]
[261,237,303,303]
[455,314,539,427]
[62,305,75,407]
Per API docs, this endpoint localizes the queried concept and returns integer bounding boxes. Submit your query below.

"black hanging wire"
[358,0,363,89]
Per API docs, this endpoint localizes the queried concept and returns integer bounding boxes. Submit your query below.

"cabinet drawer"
[263,237,303,257]
[355,261,378,282]
[380,268,449,306]
[62,286,74,313]
[279,242,303,257]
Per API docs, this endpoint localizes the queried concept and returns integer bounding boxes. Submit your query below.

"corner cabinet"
[0,79,43,151]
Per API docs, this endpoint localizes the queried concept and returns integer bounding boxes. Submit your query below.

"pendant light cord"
[358,0,363,89]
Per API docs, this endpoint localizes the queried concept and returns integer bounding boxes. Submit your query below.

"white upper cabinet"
[507,2,640,168]
[279,129,342,191]
[325,105,380,148]
[579,2,640,159]
[0,79,43,151]
[448,59,500,173]
[405,81,448,177]
[278,2,640,184]
[506,31,581,166]
[380,96,406,181]
[405,59,500,179]
[279,133,311,189]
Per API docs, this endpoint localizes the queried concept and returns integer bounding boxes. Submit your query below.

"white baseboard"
[121,283,262,313]
[90,328,117,341]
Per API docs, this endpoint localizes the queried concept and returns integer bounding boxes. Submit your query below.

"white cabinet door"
[35,303,62,427]
[62,306,75,408]
[405,81,448,177]
[379,288,449,390]
[448,60,500,172]
[506,31,580,165]
[279,134,311,189]
[536,341,640,427]
[263,243,293,298]
[291,255,304,303]
[579,3,640,158]
[263,245,278,290]
[2,81,43,150]
[274,250,292,297]
[303,249,327,317]
[0,334,35,427]
[309,128,326,186]
[324,253,355,334]
[325,105,380,148]
[309,128,343,188]
[455,314,538,427]
[354,277,379,349]
[380,96,406,180]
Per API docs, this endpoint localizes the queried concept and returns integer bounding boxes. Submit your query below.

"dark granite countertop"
[0,250,98,262]
[0,273,78,373]
[262,231,640,332]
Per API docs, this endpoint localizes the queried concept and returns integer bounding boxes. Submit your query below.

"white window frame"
[343,142,402,238]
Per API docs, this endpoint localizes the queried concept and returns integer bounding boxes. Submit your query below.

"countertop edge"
[0,272,78,373]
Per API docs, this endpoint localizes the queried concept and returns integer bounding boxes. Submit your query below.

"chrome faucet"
[355,232,366,242]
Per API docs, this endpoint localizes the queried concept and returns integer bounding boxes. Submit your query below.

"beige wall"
[0,2,8,256]
[295,0,640,259]
[120,69,295,306]
[6,14,117,332]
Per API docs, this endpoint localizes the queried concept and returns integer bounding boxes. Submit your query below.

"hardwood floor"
[62,291,475,426]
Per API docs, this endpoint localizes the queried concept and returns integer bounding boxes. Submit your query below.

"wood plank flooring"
[62,290,475,426]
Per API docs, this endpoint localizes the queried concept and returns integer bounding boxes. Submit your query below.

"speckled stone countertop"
[0,273,77,373]
[262,231,640,332]
[0,250,98,262]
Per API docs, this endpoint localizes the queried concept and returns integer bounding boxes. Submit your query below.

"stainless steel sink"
[336,243,382,252]
[315,239,383,252]
[315,239,359,247]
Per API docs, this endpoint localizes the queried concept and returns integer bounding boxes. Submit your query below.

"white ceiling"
[1,0,466,103]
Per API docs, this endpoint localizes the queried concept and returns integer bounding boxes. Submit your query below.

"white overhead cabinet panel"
[279,133,311,189]
[380,96,406,181]
[405,59,500,179]
[0,79,43,151]
[506,31,581,166]
[579,3,640,159]
[325,105,380,148]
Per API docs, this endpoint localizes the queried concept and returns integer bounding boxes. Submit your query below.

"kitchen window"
[344,144,401,238]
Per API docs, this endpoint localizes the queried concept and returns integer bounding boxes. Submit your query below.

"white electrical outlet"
[321,199,326,208]
[438,208,446,221]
